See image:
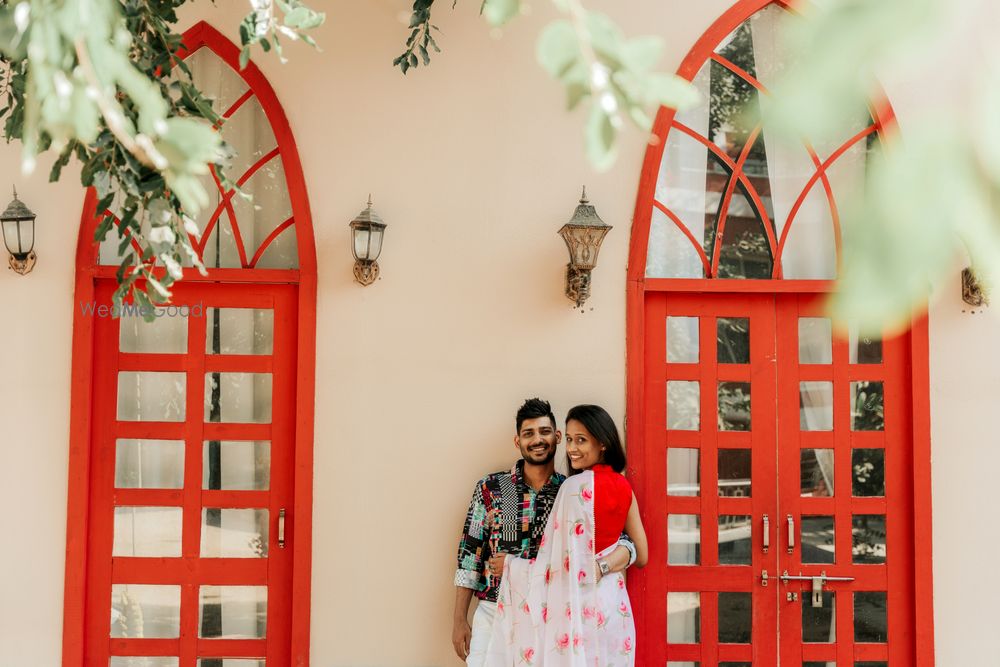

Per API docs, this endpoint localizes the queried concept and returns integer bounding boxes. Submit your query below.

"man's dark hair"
[515,397,557,433]
[565,404,627,473]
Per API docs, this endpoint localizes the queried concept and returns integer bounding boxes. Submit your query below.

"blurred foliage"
[395,0,699,170]
[0,0,323,314]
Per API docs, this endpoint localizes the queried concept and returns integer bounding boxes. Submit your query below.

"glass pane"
[186,48,250,120]
[114,507,183,557]
[802,592,836,643]
[852,449,885,496]
[646,204,706,279]
[668,514,700,565]
[718,382,751,431]
[668,448,700,496]
[667,316,699,363]
[798,318,832,364]
[854,592,888,642]
[718,515,751,565]
[199,586,267,639]
[801,515,835,564]
[230,156,297,270]
[198,661,265,667]
[779,179,837,280]
[117,372,186,422]
[203,441,271,490]
[852,515,887,564]
[667,663,700,667]
[800,381,833,431]
[850,329,883,364]
[667,381,700,430]
[111,659,179,667]
[222,95,277,181]
[720,664,751,667]
[714,182,774,279]
[206,308,274,355]
[718,449,751,497]
[804,663,836,667]
[800,449,834,497]
[119,310,188,353]
[201,509,269,558]
[856,663,888,667]
[205,373,273,423]
[718,592,751,643]
[111,584,180,638]
[115,439,184,489]
[717,317,749,363]
[851,381,885,431]
[667,592,701,643]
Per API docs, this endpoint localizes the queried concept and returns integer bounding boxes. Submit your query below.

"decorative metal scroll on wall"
[645,2,885,281]
[98,47,298,271]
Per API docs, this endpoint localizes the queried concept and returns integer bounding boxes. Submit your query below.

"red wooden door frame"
[62,21,317,667]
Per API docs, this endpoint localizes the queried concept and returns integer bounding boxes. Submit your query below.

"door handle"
[278,508,286,549]
[779,570,855,607]
[786,514,795,554]
[762,514,770,553]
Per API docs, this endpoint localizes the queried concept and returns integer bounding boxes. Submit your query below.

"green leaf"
[585,104,617,172]
[620,36,663,73]
[537,20,579,80]
[482,0,520,27]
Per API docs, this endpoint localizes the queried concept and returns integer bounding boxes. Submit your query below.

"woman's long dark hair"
[565,404,626,474]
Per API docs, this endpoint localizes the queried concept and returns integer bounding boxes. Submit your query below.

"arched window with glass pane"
[64,22,317,667]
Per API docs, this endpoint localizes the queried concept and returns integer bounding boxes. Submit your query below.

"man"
[452,398,636,665]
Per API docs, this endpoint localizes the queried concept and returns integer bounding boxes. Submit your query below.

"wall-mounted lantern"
[350,195,386,286]
[1,187,37,275]
[962,267,989,308]
[558,187,611,307]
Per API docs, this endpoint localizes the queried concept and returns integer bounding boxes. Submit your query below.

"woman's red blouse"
[592,464,633,553]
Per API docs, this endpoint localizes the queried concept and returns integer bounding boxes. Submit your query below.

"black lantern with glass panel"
[349,195,386,286]
[558,187,612,307]
[1,187,37,275]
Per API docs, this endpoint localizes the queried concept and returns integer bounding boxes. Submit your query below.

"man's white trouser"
[466,600,497,667]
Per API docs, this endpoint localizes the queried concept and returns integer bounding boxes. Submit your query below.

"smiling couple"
[452,398,649,666]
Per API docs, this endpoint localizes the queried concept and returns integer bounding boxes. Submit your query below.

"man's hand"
[488,552,508,578]
[452,617,471,660]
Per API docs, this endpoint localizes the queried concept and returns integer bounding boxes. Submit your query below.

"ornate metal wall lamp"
[1,187,37,275]
[350,195,386,286]
[962,267,989,309]
[558,187,612,307]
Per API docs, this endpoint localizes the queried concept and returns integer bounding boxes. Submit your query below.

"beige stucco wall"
[0,1,997,665]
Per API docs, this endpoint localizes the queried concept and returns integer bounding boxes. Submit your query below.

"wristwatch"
[598,560,611,576]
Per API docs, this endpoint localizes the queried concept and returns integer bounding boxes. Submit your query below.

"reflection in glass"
[117,372,186,422]
[668,448,700,496]
[801,516,835,564]
[667,381,700,430]
[799,381,833,431]
[852,449,885,496]
[855,592,888,642]
[718,382,751,431]
[111,659,179,667]
[201,509,269,558]
[206,308,274,355]
[804,663,836,667]
[802,592,836,643]
[718,449,752,497]
[852,515,887,564]
[110,584,181,638]
[667,317,699,363]
[203,441,271,490]
[719,515,752,565]
[717,317,749,364]
[800,449,834,497]
[851,381,884,431]
[115,439,184,489]
[718,592,751,643]
[850,327,883,364]
[114,507,183,557]
[205,373,273,423]
[798,318,832,364]
[198,661,265,667]
[714,182,775,280]
[668,515,701,565]
[667,592,701,643]
[199,586,267,639]
[119,311,187,353]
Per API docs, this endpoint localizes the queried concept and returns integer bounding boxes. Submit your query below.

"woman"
[485,405,648,666]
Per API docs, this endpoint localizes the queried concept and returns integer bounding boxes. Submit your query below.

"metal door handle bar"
[786,515,794,553]
[779,571,855,583]
[278,509,286,549]
[762,514,770,553]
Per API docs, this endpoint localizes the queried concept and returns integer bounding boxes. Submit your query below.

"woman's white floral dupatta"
[484,471,635,666]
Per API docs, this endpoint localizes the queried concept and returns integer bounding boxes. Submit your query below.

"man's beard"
[523,445,556,466]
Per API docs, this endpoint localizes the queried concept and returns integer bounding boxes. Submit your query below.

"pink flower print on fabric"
[541,604,549,623]
[555,633,570,653]
[519,647,535,664]
[581,487,593,502]
[597,610,607,628]
[583,605,597,620]
[521,600,531,614]
[621,636,633,655]
[577,569,587,584]
[573,520,585,537]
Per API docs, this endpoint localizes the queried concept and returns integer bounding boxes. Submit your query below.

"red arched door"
[62,23,317,667]
[624,2,934,666]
